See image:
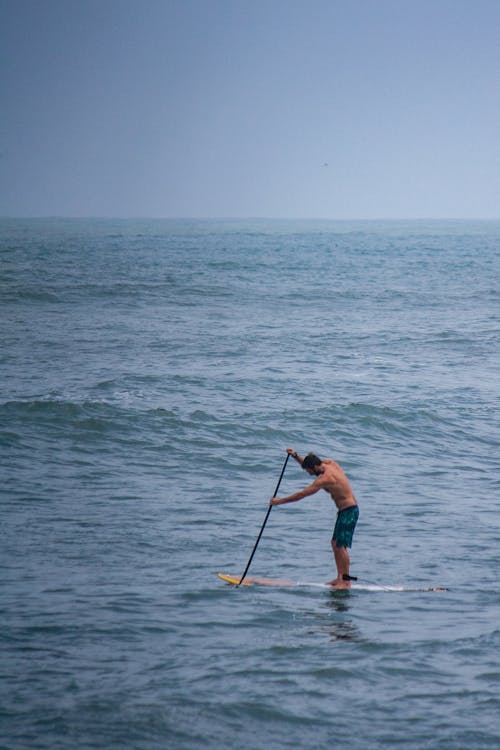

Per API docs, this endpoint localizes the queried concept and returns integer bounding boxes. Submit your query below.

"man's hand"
[269,497,281,506]
[286,447,296,456]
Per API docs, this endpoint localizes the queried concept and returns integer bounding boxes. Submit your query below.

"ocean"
[1,217,499,749]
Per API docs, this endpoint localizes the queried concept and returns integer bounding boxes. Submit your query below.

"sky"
[1,0,499,219]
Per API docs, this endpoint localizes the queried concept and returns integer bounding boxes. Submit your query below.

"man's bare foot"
[326,578,351,589]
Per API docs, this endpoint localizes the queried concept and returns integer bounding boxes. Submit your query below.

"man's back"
[319,459,357,510]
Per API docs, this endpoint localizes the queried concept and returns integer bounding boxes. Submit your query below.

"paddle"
[238,452,290,586]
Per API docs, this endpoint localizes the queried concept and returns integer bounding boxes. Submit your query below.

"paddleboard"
[217,573,447,592]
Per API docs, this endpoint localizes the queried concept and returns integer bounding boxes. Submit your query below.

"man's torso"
[320,460,357,511]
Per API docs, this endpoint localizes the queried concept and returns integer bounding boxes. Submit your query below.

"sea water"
[1,218,499,749]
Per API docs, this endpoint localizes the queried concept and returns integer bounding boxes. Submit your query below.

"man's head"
[302,453,323,476]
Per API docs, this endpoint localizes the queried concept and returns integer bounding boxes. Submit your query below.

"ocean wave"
[0,399,180,448]
[2,288,62,303]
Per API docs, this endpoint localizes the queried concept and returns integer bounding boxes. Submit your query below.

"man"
[270,448,359,588]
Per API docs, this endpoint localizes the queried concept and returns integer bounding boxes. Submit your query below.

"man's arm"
[270,480,321,506]
[287,447,304,466]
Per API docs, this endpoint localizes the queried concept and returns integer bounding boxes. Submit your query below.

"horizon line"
[1,215,500,222]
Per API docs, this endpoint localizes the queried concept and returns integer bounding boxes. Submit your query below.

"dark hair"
[302,453,322,470]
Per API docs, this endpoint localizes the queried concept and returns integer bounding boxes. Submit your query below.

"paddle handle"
[238,452,290,585]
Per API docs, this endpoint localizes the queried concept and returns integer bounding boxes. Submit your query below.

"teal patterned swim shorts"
[332,505,359,548]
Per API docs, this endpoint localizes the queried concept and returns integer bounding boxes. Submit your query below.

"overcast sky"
[1,0,499,219]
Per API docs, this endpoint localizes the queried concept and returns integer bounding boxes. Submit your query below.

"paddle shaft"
[238,453,290,585]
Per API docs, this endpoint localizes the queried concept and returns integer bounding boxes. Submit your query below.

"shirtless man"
[270,448,359,588]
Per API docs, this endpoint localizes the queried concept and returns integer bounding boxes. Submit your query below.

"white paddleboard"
[217,573,447,592]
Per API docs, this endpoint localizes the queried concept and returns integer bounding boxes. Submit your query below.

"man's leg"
[326,539,341,586]
[327,540,351,588]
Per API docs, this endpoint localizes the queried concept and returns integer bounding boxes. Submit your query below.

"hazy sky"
[1,0,499,218]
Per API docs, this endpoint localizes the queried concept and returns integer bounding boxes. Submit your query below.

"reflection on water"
[312,591,362,642]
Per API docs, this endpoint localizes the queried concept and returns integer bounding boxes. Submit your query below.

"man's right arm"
[270,479,321,506]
